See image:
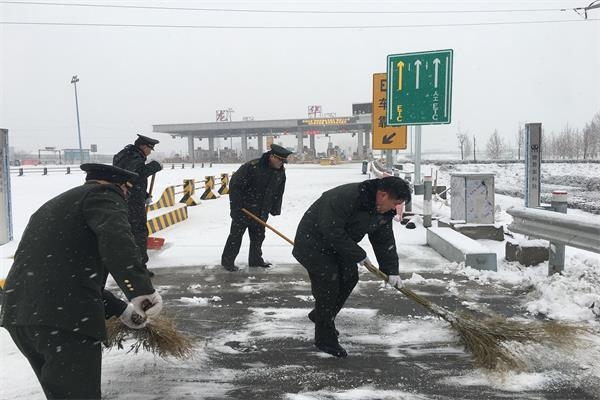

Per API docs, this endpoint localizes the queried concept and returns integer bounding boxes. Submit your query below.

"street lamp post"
[71,75,83,164]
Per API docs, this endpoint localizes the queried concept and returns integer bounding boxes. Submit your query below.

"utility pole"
[473,135,477,162]
[71,75,83,164]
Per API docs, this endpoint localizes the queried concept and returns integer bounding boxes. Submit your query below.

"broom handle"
[362,260,454,323]
[240,207,455,324]
[148,173,156,196]
[241,208,294,246]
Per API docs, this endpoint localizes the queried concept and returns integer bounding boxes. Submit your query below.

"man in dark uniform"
[113,134,163,277]
[0,163,163,399]
[292,176,411,358]
[221,144,292,271]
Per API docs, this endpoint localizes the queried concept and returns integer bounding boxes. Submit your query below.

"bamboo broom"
[241,207,583,370]
[104,302,193,360]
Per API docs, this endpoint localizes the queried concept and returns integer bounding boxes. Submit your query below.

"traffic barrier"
[218,173,230,195]
[147,186,176,211]
[11,166,78,176]
[179,179,199,206]
[507,199,600,275]
[146,204,188,234]
[200,176,218,200]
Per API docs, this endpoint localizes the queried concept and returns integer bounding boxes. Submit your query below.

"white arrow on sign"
[444,56,449,116]
[433,58,440,88]
[414,60,422,89]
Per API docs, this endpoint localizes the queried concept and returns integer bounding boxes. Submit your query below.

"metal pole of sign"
[0,128,13,245]
[423,175,432,227]
[414,125,422,184]
[386,150,393,171]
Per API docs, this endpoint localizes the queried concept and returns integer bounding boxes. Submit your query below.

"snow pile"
[525,256,600,321]
[444,254,600,323]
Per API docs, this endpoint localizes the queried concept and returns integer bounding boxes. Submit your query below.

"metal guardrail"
[10,166,73,176]
[507,206,600,254]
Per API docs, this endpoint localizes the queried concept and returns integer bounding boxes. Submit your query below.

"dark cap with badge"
[134,134,160,149]
[81,163,139,184]
[269,144,293,162]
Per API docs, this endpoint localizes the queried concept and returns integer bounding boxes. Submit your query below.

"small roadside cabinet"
[450,172,495,224]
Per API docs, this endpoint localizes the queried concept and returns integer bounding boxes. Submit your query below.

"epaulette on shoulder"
[249,159,260,166]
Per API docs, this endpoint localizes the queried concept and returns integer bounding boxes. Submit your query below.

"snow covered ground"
[1,161,599,399]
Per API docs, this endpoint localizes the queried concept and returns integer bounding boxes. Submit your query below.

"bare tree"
[582,111,600,159]
[486,129,505,159]
[464,135,472,160]
[516,125,525,160]
[456,127,472,161]
[557,124,579,159]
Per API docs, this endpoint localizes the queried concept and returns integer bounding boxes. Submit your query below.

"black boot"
[249,260,271,268]
[221,260,239,272]
[308,310,339,336]
[315,323,347,358]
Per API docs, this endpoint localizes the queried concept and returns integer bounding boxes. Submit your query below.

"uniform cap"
[81,163,139,184]
[134,134,160,149]
[269,144,293,161]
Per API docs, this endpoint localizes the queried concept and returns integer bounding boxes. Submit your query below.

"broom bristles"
[402,286,584,370]
[104,315,194,360]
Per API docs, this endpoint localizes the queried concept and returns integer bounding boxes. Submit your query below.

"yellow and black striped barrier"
[146,204,188,234]
[179,179,199,206]
[200,176,218,200]
[147,186,176,211]
[218,173,230,195]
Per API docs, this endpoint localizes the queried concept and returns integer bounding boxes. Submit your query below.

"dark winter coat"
[293,179,399,275]
[0,182,155,341]
[112,144,162,225]
[229,152,286,220]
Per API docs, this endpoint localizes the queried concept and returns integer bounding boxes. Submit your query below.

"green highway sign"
[386,49,453,126]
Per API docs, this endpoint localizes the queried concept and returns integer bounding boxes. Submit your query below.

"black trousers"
[221,215,266,265]
[295,251,359,343]
[306,255,359,325]
[6,325,102,399]
[129,209,149,266]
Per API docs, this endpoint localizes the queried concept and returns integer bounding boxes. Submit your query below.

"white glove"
[119,303,147,329]
[387,274,404,288]
[130,291,163,318]
[358,256,371,267]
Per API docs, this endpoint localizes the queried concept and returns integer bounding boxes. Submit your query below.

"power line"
[0,19,596,29]
[0,1,569,15]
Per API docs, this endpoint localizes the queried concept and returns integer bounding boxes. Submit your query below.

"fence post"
[423,176,432,228]
[548,190,567,275]
[43,167,48,175]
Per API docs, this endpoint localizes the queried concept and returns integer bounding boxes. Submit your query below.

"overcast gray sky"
[1,0,599,157]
